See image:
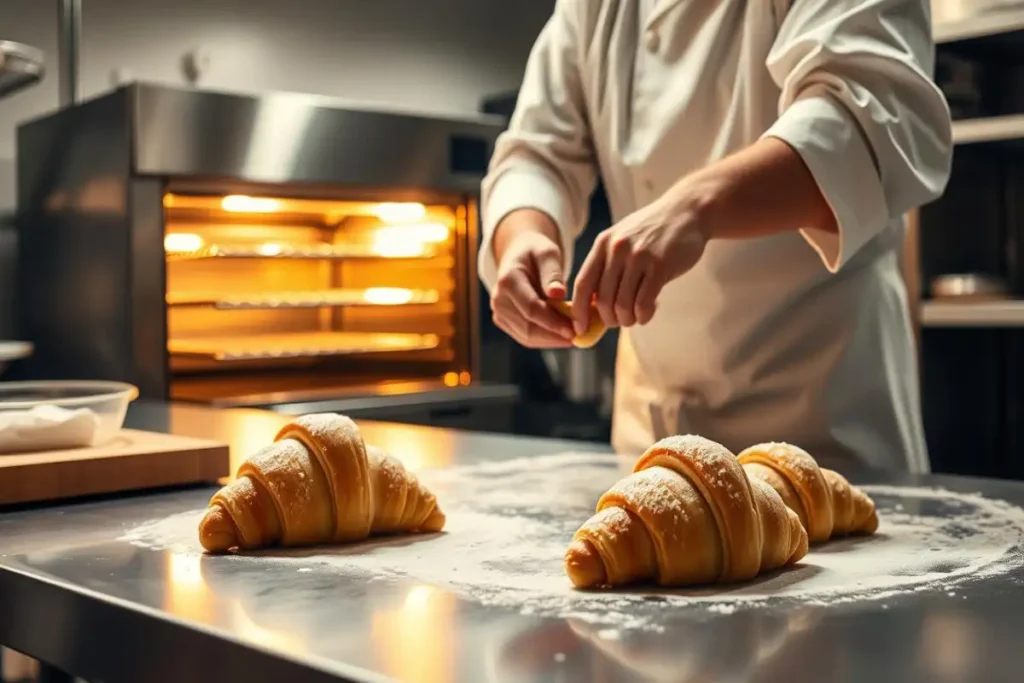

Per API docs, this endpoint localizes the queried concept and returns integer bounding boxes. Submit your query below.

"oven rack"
[166,288,442,310]
[165,244,440,261]
[168,331,441,362]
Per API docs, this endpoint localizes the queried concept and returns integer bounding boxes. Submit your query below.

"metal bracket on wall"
[58,0,81,107]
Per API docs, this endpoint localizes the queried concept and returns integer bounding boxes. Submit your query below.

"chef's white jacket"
[478,0,953,473]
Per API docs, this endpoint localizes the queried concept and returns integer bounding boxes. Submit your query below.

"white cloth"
[478,0,953,473]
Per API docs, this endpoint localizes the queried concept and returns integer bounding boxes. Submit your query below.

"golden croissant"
[738,442,878,543]
[565,435,808,589]
[198,413,445,553]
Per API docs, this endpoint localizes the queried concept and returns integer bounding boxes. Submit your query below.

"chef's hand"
[572,188,711,331]
[490,208,576,348]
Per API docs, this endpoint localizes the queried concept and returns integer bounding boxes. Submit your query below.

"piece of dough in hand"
[552,300,607,348]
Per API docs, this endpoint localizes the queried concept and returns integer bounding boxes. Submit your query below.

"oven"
[15,83,518,428]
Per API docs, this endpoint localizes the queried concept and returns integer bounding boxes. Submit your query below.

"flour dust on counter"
[122,452,1024,632]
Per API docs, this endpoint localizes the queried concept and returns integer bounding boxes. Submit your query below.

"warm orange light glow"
[164,233,205,253]
[257,242,283,256]
[371,235,430,258]
[363,287,415,305]
[363,423,455,471]
[163,193,459,224]
[230,603,307,654]
[370,224,449,258]
[374,202,427,223]
[372,244,430,258]
[164,553,213,622]
[443,372,459,388]
[377,223,450,244]
[404,585,435,610]
[221,195,280,213]
[458,371,471,386]
[372,584,455,683]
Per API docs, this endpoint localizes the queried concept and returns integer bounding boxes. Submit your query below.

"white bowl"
[0,380,139,453]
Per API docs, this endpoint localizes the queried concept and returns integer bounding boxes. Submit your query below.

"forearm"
[667,136,837,242]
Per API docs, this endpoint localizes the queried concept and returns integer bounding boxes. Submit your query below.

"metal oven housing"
[16,83,508,418]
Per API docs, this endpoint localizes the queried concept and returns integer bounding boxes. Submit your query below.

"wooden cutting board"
[0,429,230,506]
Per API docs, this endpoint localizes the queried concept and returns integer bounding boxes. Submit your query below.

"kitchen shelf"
[921,300,1024,327]
[169,331,441,362]
[166,288,442,310]
[934,8,1024,44]
[166,243,440,261]
[952,114,1024,144]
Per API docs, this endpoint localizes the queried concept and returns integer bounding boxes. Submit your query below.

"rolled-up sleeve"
[477,0,598,292]
[763,0,953,272]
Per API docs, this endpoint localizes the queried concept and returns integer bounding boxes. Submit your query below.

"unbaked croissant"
[738,442,878,543]
[564,435,808,589]
[551,300,607,348]
[198,413,445,552]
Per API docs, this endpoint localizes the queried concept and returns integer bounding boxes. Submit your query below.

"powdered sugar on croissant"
[738,442,878,542]
[565,435,807,589]
[199,413,444,552]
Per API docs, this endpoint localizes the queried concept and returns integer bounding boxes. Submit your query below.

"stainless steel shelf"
[934,8,1024,44]
[168,331,442,362]
[166,243,439,261]
[166,288,441,309]
[952,114,1024,144]
[921,300,1024,327]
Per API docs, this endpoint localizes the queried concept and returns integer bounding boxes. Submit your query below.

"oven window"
[162,192,473,406]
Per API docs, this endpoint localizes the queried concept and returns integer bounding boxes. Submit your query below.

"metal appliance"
[16,83,518,429]
[0,41,44,99]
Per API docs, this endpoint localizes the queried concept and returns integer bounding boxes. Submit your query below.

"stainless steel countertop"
[1,402,1024,683]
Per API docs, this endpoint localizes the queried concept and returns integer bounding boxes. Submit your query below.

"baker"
[478,0,952,473]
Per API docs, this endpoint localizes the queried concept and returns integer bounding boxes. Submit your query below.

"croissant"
[737,442,878,543]
[198,413,445,552]
[551,300,607,348]
[564,435,808,589]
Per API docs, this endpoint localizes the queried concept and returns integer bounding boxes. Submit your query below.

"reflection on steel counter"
[200,556,458,683]
[567,610,820,682]
[16,83,512,429]
[488,608,822,683]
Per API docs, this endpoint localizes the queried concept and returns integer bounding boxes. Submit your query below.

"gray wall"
[0,0,552,210]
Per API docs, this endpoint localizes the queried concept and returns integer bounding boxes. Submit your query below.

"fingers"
[571,240,605,336]
[574,234,663,329]
[634,270,661,325]
[533,245,567,301]
[614,256,646,327]
[492,262,575,348]
[492,309,573,348]
[594,237,628,327]
[507,275,576,338]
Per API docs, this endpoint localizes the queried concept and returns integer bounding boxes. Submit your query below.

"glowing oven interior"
[162,192,474,406]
